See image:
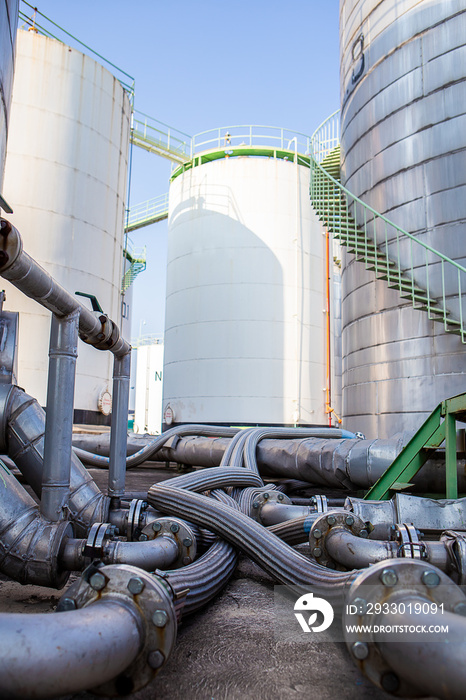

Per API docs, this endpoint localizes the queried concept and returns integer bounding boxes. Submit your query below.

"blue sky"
[20,0,340,339]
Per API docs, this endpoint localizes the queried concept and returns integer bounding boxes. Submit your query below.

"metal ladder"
[310,113,466,342]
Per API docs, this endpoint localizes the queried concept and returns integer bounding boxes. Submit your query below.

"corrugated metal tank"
[339,0,466,438]
[163,154,333,428]
[0,0,19,191]
[2,30,131,423]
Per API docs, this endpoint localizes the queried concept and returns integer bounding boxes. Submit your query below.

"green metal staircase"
[122,245,147,293]
[310,112,466,342]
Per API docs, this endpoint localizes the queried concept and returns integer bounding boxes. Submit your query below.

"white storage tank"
[0,0,19,193]
[339,0,466,438]
[134,339,164,435]
[2,30,131,424]
[163,138,334,428]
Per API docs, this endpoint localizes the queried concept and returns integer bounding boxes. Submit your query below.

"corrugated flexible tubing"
[147,483,357,606]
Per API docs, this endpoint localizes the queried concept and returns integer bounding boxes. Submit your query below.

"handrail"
[310,111,465,341]
[131,112,190,161]
[126,194,169,231]
[310,109,340,162]
[190,125,312,158]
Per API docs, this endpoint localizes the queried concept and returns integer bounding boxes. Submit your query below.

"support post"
[108,350,131,500]
[41,310,80,521]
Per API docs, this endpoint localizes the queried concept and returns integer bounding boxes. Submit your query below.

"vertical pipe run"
[41,310,79,521]
[108,350,131,499]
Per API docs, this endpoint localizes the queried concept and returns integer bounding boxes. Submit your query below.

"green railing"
[310,111,466,341]
[125,194,169,232]
[190,125,312,158]
[122,243,146,293]
[131,111,190,163]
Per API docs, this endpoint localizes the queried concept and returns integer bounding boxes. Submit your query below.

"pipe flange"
[83,522,116,559]
[140,517,197,568]
[309,511,368,570]
[127,499,146,541]
[394,523,426,560]
[57,563,177,695]
[344,559,466,697]
[311,494,328,513]
[250,490,292,522]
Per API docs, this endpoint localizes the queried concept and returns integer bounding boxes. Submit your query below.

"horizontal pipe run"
[147,483,356,606]
[0,220,130,357]
[325,528,450,571]
[0,601,142,699]
[259,502,312,526]
[60,537,180,572]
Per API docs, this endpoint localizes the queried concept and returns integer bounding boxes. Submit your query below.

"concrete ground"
[0,463,402,700]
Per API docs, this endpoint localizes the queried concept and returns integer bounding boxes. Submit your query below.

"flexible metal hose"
[160,538,238,615]
[154,466,263,492]
[147,484,357,605]
[267,515,318,545]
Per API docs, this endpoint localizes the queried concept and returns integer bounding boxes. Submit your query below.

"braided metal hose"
[148,484,357,605]
[151,467,263,492]
[160,538,238,615]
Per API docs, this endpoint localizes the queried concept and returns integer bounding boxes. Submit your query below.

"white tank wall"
[163,155,330,427]
[2,30,131,421]
[0,0,18,190]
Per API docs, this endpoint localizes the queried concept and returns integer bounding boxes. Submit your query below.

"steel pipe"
[108,350,131,499]
[374,605,466,700]
[60,537,180,572]
[0,219,130,357]
[0,600,142,699]
[325,528,450,571]
[259,502,312,526]
[41,311,79,521]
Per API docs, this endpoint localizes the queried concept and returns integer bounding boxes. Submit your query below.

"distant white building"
[133,338,164,435]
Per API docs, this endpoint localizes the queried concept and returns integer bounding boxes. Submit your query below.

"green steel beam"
[125,210,168,232]
[364,393,466,501]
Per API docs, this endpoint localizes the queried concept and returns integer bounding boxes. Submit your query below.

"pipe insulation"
[147,483,357,605]
[73,424,240,469]
[0,461,72,587]
[1,385,109,536]
[145,434,466,492]
[0,601,142,699]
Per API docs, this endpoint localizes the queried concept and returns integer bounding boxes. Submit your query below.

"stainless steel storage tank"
[2,30,131,423]
[0,0,19,195]
[339,0,466,438]
[163,131,337,428]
